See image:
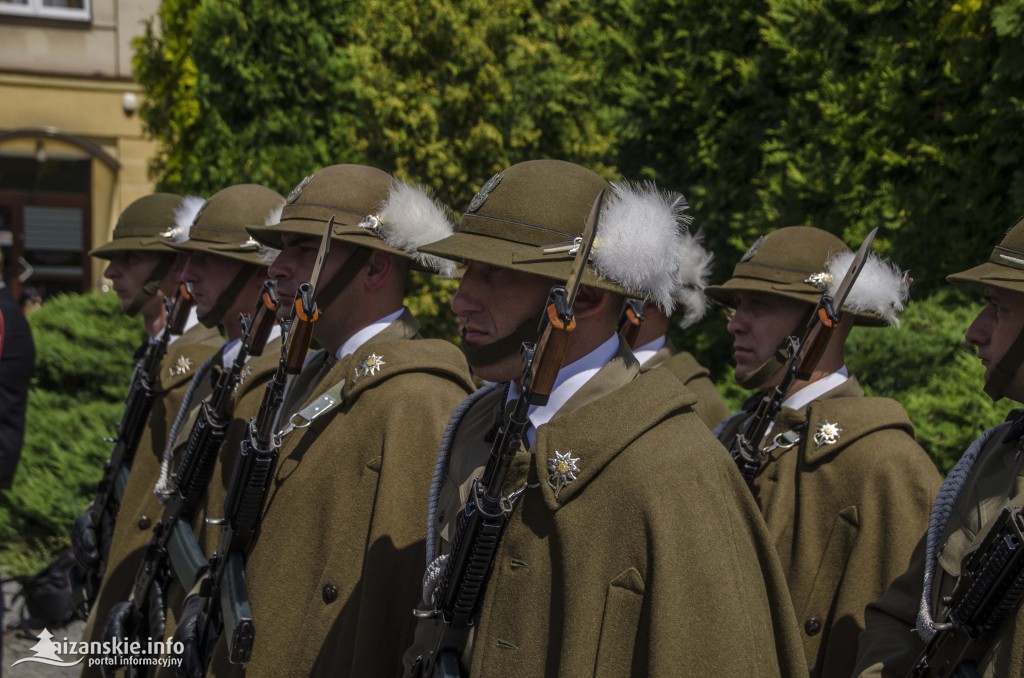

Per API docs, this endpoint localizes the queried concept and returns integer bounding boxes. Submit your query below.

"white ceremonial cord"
[153,352,219,503]
[916,421,1011,641]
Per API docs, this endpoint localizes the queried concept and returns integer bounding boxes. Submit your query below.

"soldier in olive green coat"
[95,185,287,667]
[73,193,223,666]
[855,216,1024,677]
[181,165,475,678]
[403,162,806,676]
[707,226,942,677]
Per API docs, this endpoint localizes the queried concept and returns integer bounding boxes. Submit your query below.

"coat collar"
[774,377,916,464]
[530,346,697,510]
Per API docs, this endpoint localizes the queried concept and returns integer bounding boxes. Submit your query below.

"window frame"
[0,0,91,23]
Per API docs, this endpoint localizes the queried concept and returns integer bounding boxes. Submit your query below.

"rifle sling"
[277,378,347,440]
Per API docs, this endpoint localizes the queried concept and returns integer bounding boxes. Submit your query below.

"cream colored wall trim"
[0,72,142,93]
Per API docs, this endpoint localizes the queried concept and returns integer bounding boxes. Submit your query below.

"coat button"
[322,584,338,604]
[804,617,822,636]
[138,515,151,530]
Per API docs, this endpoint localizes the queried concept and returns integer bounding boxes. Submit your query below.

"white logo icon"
[11,628,84,668]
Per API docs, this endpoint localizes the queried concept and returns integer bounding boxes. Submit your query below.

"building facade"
[0,0,159,300]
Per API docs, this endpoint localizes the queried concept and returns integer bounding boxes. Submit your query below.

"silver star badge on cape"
[168,355,193,378]
[814,421,842,448]
[547,450,580,498]
[355,353,386,381]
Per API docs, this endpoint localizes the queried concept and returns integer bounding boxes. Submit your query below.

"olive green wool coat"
[79,322,222,666]
[148,337,283,656]
[208,313,475,678]
[855,414,1024,677]
[406,339,807,677]
[717,377,942,677]
[638,339,731,430]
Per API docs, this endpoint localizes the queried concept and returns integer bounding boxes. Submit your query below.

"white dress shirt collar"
[335,307,405,360]
[506,333,620,447]
[632,334,667,367]
[782,364,851,411]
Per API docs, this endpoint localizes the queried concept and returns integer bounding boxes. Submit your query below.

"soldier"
[97,184,286,662]
[403,161,806,676]
[73,193,223,661]
[179,164,476,678]
[622,223,730,428]
[855,217,1024,677]
[706,226,942,677]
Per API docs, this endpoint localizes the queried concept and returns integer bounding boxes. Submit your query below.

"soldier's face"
[726,291,808,387]
[181,252,246,320]
[966,286,1024,398]
[268,234,358,321]
[103,251,164,313]
[451,261,550,382]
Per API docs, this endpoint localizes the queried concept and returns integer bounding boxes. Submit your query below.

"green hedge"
[0,292,140,574]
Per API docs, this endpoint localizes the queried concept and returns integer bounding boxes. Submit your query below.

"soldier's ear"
[363,249,396,293]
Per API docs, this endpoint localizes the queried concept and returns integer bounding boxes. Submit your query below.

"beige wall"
[0,0,162,291]
[0,0,158,79]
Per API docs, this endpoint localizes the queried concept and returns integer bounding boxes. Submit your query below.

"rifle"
[618,298,645,348]
[410,191,604,678]
[729,228,878,484]
[112,279,280,648]
[908,506,1024,678]
[195,219,332,667]
[72,282,194,616]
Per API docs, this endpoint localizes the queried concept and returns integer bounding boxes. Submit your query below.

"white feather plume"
[264,203,284,227]
[165,195,205,243]
[826,251,910,326]
[594,181,693,313]
[378,182,458,277]
[674,228,713,328]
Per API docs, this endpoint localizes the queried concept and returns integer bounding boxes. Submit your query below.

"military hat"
[948,215,1024,401]
[90,193,203,259]
[420,160,698,311]
[705,226,908,327]
[171,184,284,265]
[948,215,1024,293]
[247,164,456,275]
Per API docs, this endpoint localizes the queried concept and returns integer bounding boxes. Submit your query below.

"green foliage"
[0,292,139,574]
[848,289,1009,473]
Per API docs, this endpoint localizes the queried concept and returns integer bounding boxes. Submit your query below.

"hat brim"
[419,231,636,297]
[705,277,887,327]
[90,237,178,259]
[167,238,273,266]
[250,217,441,274]
[947,261,1024,294]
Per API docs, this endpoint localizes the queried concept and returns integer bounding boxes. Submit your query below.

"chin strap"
[460,316,541,371]
[985,328,1024,401]
[125,257,174,317]
[198,264,258,327]
[735,307,815,390]
[313,246,372,309]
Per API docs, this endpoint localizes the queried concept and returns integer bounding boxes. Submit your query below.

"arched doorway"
[0,127,119,301]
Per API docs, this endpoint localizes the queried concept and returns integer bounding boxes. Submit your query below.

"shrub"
[0,292,140,574]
